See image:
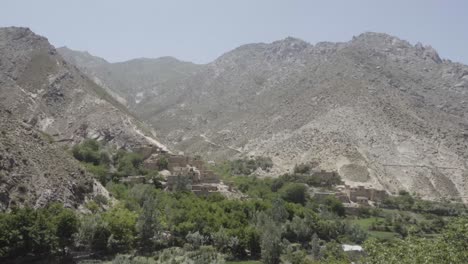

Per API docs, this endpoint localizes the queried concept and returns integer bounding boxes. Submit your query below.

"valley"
[0,26,467,264]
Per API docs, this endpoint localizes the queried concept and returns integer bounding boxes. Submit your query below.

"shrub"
[279,183,308,205]
[323,196,345,217]
[115,151,144,177]
[72,139,101,165]
[157,157,168,170]
[84,163,109,184]
[94,194,109,206]
[293,163,312,174]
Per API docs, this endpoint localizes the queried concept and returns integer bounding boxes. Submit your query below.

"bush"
[115,151,144,177]
[279,183,308,205]
[323,196,345,217]
[72,139,101,165]
[156,246,225,264]
[157,157,168,170]
[84,163,109,184]
[293,163,312,174]
[94,194,109,206]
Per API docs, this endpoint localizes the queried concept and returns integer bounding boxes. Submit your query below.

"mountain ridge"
[59,32,468,202]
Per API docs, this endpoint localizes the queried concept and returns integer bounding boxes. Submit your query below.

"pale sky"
[1,0,467,64]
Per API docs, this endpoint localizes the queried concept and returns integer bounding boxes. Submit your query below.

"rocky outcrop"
[0,107,94,210]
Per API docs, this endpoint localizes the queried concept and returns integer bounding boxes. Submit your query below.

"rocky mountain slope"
[0,27,167,210]
[58,47,201,109]
[0,27,166,149]
[60,33,468,202]
[0,107,95,211]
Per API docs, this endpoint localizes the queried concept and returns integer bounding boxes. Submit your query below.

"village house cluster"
[134,145,224,196]
[131,145,389,203]
[314,184,388,212]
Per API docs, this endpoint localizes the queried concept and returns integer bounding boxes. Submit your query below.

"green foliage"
[186,231,207,250]
[363,217,468,263]
[75,214,111,252]
[157,157,168,170]
[156,246,226,264]
[72,140,161,184]
[85,201,100,213]
[85,163,109,184]
[260,218,282,264]
[279,183,308,205]
[137,195,162,253]
[293,163,312,174]
[382,192,467,216]
[270,198,289,223]
[109,254,157,264]
[284,216,313,245]
[0,204,78,258]
[173,175,191,192]
[226,156,273,175]
[3,164,465,263]
[103,206,137,252]
[72,139,102,165]
[72,139,112,184]
[115,150,144,177]
[323,196,345,217]
[320,241,348,262]
[272,172,342,189]
[52,205,79,251]
[94,194,109,206]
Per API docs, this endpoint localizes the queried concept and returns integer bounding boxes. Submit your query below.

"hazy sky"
[1,0,467,64]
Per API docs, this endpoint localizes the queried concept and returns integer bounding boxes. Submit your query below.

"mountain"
[0,27,166,149]
[60,33,468,202]
[0,27,167,209]
[57,47,201,109]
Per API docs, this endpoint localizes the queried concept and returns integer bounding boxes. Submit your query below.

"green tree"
[103,206,137,251]
[75,214,110,252]
[310,233,320,260]
[260,219,283,264]
[280,183,308,205]
[136,195,161,253]
[324,196,345,217]
[270,198,289,223]
[53,207,79,253]
[30,211,56,255]
[287,216,312,244]
[364,218,468,263]
[186,231,207,250]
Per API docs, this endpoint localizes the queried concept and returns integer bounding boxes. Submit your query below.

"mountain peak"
[351,32,411,47]
[0,26,52,51]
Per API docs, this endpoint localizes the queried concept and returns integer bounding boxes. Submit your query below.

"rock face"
[0,27,167,209]
[60,32,468,202]
[0,27,166,150]
[0,107,94,210]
